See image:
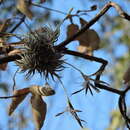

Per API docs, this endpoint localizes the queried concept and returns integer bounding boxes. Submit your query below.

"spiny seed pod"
[16,26,64,79]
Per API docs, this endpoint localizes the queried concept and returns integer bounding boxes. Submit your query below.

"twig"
[31,2,95,18]
[9,15,26,33]
[64,49,108,64]
[96,83,122,95]
[64,49,123,95]
[118,86,130,129]
[56,1,130,49]
[31,2,67,15]
[12,68,19,91]
[64,49,108,78]
[0,2,129,64]
[0,54,21,64]
[0,93,28,99]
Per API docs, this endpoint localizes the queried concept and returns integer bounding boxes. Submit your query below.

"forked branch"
[56,1,130,49]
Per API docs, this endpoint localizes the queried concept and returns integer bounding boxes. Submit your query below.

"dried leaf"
[77,29,100,55]
[77,18,100,55]
[67,24,79,39]
[8,49,22,56]
[17,0,33,19]
[30,95,47,130]
[78,29,100,50]
[29,84,55,96]
[123,66,130,84]
[8,88,30,115]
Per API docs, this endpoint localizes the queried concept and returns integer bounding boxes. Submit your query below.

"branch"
[64,49,123,95]
[9,15,26,33]
[0,93,28,99]
[118,86,130,129]
[0,54,21,64]
[96,83,122,95]
[64,49,108,64]
[0,2,130,65]
[64,49,108,79]
[56,1,130,49]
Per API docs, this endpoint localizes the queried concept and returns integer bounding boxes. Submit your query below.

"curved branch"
[56,1,130,49]
[118,86,130,129]
[64,49,123,95]
[64,49,108,64]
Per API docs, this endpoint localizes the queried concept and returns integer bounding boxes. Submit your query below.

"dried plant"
[1,1,130,130]
[6,84,55,129]
[15,26,64,79]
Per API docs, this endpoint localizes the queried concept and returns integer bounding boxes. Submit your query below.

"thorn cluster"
[16,26,64,79]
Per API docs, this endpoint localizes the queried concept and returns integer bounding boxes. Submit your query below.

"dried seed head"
[16,26,64,79]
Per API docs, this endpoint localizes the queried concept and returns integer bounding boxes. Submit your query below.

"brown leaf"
[17,0,33,19]
[67,24,79,39]
[29,84,55,96]
[77,18,100,55]
[8,88,30,116]
[30,95,47,130]
[77,29,100,55]
[8,49,22,56]
[123,66,130,84]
